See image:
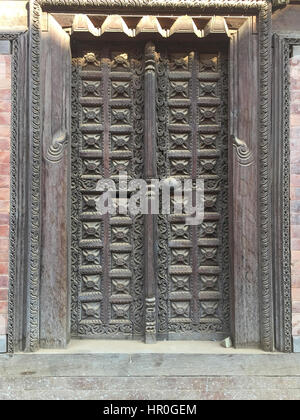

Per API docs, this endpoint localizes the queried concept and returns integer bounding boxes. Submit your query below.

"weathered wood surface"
[229,17,261,347]
[39,14,71,348]
[272,4,300,32]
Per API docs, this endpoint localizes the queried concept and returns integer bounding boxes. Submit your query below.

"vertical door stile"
[102,49,110,327]
[144,41,158,344]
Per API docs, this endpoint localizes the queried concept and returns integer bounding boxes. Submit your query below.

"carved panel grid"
[71,47,144,338]
[156,49,229,339]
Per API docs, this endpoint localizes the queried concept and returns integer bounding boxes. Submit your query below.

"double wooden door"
[71,39,229,342]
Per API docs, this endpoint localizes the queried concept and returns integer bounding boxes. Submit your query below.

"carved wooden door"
[71,39,229,342]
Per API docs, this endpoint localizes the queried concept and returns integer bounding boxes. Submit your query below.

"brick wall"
[0,54,11,339]
[290,48,300,338]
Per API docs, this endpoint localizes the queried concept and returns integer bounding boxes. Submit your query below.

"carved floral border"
[19,0,273,352]
[0,32,23,353]
[273,35,300,353]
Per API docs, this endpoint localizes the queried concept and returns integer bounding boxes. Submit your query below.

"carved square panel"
[199,134,217,149]
[111,252,130,270]
[112,279,130,295]
[111,303,130,320]
[111,226,130,243]
[82,107,101,124]
[171,275,190,292]
[82,195,99,212]
[81,302,101,320]
[82,249,101,265]
[169,81,189,99]
[81,274,101,292]
[82,222,101,239]
[199,82,217,97]
[169,53,189,71]
[111,108,131,125]
[170,196,187,215]
[170,158,190,176]
[200,275,218,291]
[204,194,218,210]
[83,159,101,175]
[199,247,218,265]
[199,54,218,73]
[111,134,131,151]
[170,133,189,150]
[82,81,101,97]
[199,107,218,124]
[169,107,189,125]
[111,52,130,71]
[171,224,190,240]
[199,158,217,175]
[200,301,219,318]
[82,134,101,150]
[171,248,190,265]
[199,222,218,238]
[111,159,131,175]
[170,301,190,319]
[111,81,130,99]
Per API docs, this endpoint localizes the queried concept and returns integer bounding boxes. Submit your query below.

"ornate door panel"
[71,40,229,341]
[155,47,229,340]
[71,43,145,338]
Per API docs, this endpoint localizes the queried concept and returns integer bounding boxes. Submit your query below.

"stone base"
[1,352,300,399]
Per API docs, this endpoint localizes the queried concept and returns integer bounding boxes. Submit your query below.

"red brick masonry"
[290,52,300,337]
[0,55,11,336]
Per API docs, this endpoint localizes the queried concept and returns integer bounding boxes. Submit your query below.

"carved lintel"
[231,135,254,167]
[45,130,68,163]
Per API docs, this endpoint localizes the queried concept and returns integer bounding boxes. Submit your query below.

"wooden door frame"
[272,34,300,352]
[9,0,281,352]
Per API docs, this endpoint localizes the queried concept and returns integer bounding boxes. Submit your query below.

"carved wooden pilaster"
[144,41,157,343]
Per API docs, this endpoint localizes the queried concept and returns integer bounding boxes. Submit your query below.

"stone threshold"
[31,339,269,355]
[1,351,300,378]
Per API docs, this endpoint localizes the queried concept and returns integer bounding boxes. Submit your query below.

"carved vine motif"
[70,60,81,334]
[38,0,269,12]
[1,32,21,353]
[259,0,273,352]
[29,0,43,352]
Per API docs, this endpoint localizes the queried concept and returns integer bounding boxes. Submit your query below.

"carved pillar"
[39,14,71,348]
[229,17,261,347]
[144,42,157,343]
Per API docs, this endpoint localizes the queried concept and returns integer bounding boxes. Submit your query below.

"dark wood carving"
[71,40,230,341]
[156,46,230,340]
[72,44,145,338]
[229,17,261,347]
[144,42,158,343]
[9,0,274,351]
